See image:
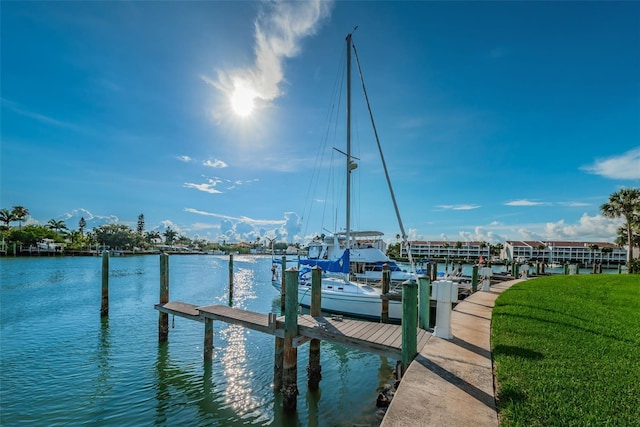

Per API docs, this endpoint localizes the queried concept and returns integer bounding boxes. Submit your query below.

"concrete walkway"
[380,279,524,427]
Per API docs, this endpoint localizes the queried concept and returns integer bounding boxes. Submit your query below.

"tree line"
[0,209,201,252]
[1,187,639,267]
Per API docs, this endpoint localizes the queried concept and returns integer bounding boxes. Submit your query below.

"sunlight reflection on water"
[1,255,395,426]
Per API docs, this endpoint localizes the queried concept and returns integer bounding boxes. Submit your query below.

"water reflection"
[154,343,170,426]
[306,387,321,427]
[218,324,268,418]
[88,317,111,406]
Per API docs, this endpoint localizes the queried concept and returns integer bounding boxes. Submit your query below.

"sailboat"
[272,31,415,322]
[304,231,414,283]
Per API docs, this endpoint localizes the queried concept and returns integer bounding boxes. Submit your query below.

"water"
[0,255,395,426]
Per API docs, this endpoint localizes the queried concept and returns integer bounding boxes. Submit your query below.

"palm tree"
[11,206,29,228]
[145,230,161,245]
[601,246,613,267]
[600,188,640,266]
[588,243,599,263]
[0,208,15,229]
[46,219,68,234]
[163,227,177,245]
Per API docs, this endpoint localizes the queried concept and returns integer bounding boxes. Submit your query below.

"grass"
[491,275,640,426]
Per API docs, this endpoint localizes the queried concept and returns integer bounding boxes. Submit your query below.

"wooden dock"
[155,302,431,360]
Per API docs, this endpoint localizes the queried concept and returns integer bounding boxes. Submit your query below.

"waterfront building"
[401,240,491,260]
[401,239,627,265]
[501,240,626,265]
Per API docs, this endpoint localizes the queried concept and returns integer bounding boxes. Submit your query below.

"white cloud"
[184,208,302,243]
[177,155,192,162]
[541,213,622,241]
[158,220,182,234]
[436,204,481,211]
[203,159,228,168]
[183,178,223,194]
[504,199,546,207]
[457,226,507,243]
[59,208,119,229]
[558,201,591,207]
[203,0,333,114]
[581,147,640,180]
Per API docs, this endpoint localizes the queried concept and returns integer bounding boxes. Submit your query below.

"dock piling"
[471,264,478,292]
[381,264,390,323]
[282,267,299,410]
[204,318,214,359]
[280,256,286,311]
[101,250,109,318]
[401,279,418,376]
[159,253,169,342]
[228,254,234,304]
[418,274,430,330]
[274,336,284,393]
[307,266,322,390]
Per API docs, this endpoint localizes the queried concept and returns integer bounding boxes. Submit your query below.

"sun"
[230,83,256,117]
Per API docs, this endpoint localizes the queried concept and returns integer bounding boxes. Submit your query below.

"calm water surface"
[0,255,395,426]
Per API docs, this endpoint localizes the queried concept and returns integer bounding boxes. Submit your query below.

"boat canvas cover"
[299,249,350,274]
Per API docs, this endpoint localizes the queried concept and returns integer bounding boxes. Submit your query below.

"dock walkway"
[155,302,431,360]
[380,279,523,427]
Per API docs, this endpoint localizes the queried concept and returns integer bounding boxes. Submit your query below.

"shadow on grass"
[496,382,527,406]
[495,311,637,346]
[493,344,543,361]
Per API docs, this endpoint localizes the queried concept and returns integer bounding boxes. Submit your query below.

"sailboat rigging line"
[351,38,416,274]
[299,286,311,306]
[301,44,347,239]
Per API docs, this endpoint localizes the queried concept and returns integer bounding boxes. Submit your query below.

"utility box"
[433,280,458,339]
[481,267,492,291]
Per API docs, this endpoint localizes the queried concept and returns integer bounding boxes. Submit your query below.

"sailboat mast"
[346,32,352,251]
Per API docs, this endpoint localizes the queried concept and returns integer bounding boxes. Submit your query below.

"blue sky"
[2,1,639,244]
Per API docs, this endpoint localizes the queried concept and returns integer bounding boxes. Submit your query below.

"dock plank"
[155,302,201,321]
[155,302,432,361]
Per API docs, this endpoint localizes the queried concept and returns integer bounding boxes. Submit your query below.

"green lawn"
[491,275,640,426]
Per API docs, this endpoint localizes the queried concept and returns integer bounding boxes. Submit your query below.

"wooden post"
[418,274,430,330]
[307,266,322,390]
[204,318,214,359]
[100,250,109,318]
[159,253,169,342]
[401,279,418,376]
[280,255,286,311]
[471,264,478,292]
[282,267,299,410]
[274,336,284,393]
[381,264,390,323]
[228,254,234,304]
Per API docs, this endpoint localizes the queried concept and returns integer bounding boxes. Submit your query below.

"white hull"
[353,270,414,283]
[273,278,402,322]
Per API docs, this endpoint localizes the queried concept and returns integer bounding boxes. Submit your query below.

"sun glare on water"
[230,83,256,118]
